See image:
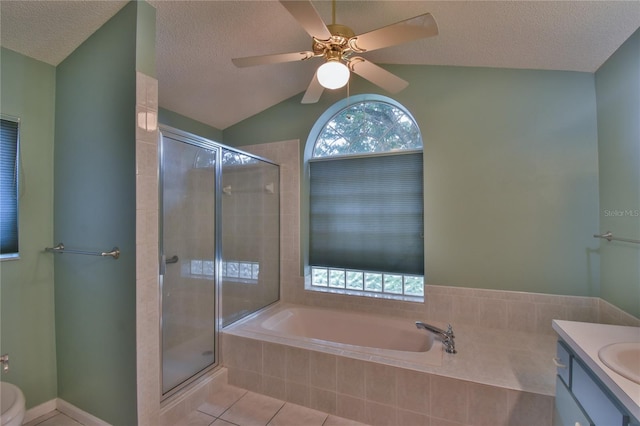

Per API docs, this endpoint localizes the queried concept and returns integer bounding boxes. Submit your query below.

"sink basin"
[598,342,640,384]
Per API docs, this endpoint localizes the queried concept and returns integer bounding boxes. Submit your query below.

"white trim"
[23,399,57,423]
[23,399,111,426]
[57,399,111,426]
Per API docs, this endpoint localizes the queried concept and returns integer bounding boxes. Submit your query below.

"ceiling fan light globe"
[317,61,350,89]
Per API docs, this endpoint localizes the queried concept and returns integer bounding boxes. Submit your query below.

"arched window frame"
[303,95,425,301]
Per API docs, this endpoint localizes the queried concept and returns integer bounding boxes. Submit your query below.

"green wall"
[595,28,640,318]
[53,2,154,423]
[0,48,58,409]
[159,107,223,141]
[223,65,601,298]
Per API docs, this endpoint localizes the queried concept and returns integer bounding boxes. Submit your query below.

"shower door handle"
[160,254,179,275]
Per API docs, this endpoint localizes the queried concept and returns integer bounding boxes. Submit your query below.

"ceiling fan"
[232,0,438,104]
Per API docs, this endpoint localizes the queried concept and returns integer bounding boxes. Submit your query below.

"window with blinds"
[308,98,424,299]
[1,118,19,258]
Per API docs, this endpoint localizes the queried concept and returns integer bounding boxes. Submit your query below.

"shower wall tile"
[310,387,337,415]
[263,342,286,379]
[243,139,301,305]
[336,356,366,398]
[476,297,508,329]
[136,71,160,426]
[285,381,310,406]
[222,333,262,373]
[364,401,397,426]
[429,375,468,425]
[136,140,158,176]
[365,362,397,405]
[228,367,263,394]
[309,351,336,391]
[136,241,158,282]
[506,301,537,333]
[136,173,159,211]
[397,409,430,426]
[262,375,286,400]
[396,368,430,415]
[506,389,553,426]
[285,346,310,385]
[467,382,509,426]
[136,208,158,245]
[136,105,158,144]
[336,395,367,423]
[136,71,158,110]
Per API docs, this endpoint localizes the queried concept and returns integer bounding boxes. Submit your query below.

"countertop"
[552,320,640,422]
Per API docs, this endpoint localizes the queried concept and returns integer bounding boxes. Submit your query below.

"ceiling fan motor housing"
[312,23,363,60]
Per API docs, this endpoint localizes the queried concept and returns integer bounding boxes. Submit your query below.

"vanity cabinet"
[553,340,639,426]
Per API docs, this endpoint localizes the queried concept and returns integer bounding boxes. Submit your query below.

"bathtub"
[224,303,443,367]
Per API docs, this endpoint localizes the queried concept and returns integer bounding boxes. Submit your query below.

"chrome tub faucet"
[416,321,457,354]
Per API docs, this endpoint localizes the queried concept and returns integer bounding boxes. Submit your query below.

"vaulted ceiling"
[1,1,638,129]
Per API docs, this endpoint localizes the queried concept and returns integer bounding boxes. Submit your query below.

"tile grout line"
[318,409,330,426]
[203,388,249,421]
[264,400,287,426]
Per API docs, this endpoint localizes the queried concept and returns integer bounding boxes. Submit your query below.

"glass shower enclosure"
[159,127,279,398]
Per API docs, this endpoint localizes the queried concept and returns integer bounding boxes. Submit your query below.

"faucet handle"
[446,324,455,338]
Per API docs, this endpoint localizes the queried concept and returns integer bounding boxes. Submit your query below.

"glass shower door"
[220,149,280,326]
[160,132,218,396]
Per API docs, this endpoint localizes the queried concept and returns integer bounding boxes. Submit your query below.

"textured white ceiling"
[1,1,639,130]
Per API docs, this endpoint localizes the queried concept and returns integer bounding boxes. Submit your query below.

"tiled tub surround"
[222,295,639,426]
[223,303,559,426]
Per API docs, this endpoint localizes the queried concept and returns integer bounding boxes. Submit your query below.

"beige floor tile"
[267,402,327,426]
[220,391,285,426]
[198,385,248,417]
[323,415,370,426]
[172,410,216,426]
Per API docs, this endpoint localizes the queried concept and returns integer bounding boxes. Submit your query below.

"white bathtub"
[224,303,443,367]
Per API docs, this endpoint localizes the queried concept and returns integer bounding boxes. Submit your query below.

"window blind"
[309,152,424,275]
[0,118,19,255]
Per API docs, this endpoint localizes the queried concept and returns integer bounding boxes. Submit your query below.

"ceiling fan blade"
[350,13,438,53]
[348,57,408,94]
[279,0,332,40]
[232,51,315,68]
[301,73,324,104]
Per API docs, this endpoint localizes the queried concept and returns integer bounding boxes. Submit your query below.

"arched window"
[307,96,424,299]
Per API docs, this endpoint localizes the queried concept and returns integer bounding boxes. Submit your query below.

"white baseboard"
[23,399,57,423]
[56,399,111,426]
[22,398,111,426]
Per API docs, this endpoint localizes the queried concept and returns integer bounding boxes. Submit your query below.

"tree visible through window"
[313,100,423,157]
[308,97,424,299]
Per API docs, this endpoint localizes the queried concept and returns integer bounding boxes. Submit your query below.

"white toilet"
[1,381,26,426]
